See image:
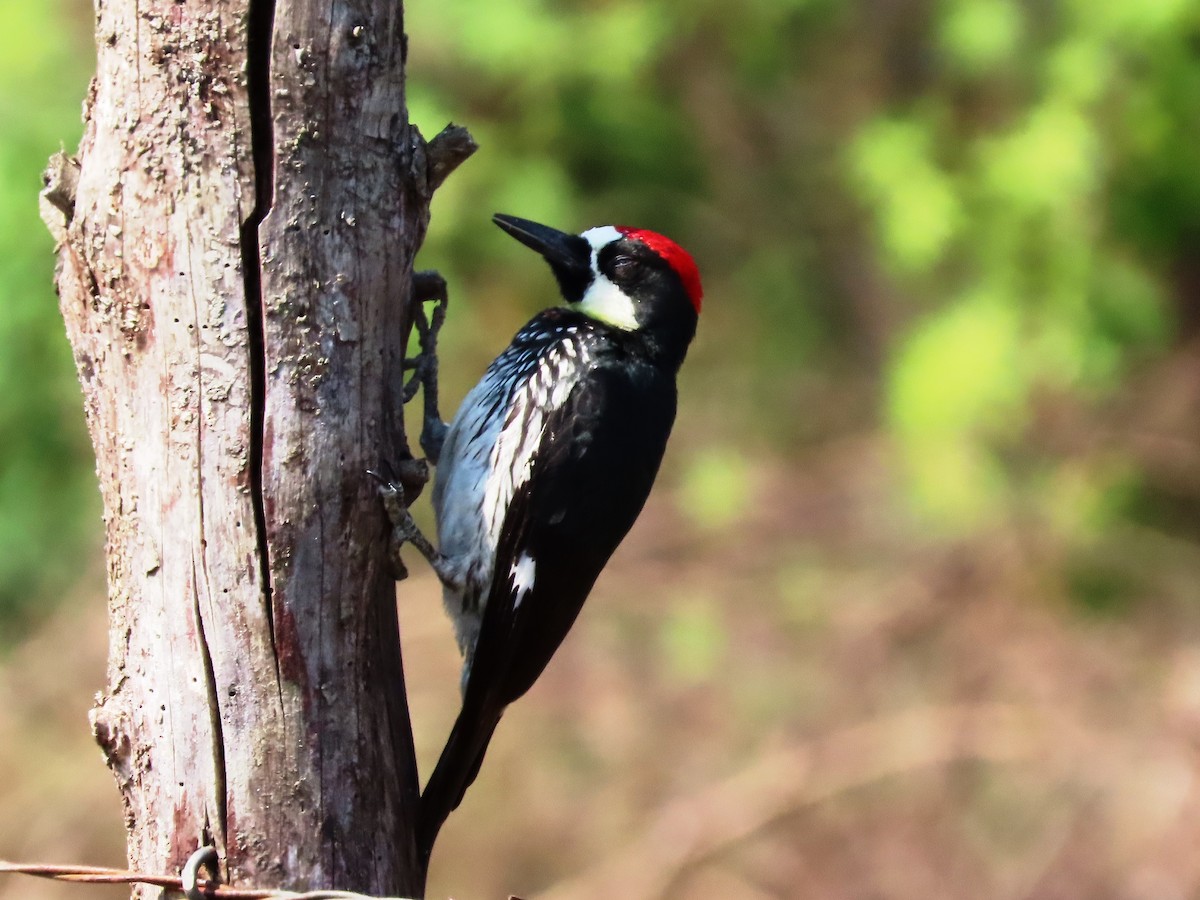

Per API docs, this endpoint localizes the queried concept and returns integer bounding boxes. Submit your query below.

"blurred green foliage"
[658,592,726,685]
[676,446,759,533]
[3,0,1199,628]
[848,0,1191,530]
[405,0,1199,544]
[0,0,96,632]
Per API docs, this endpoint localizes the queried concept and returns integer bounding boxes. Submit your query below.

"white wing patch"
[510,552,536,608]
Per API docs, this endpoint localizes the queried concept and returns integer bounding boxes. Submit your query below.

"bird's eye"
[611,255,638,278]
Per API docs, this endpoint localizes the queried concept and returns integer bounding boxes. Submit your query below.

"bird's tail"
[417,701,504,869]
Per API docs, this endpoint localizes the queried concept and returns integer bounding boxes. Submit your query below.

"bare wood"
[43,0,455,895]
[425,125,480,193]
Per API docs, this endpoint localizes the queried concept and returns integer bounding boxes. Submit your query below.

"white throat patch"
[573,226,638,330]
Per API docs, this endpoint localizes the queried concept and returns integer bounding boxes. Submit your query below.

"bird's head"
[493,213,702,359]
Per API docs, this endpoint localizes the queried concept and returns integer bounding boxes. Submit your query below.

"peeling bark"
[42,0,443,895]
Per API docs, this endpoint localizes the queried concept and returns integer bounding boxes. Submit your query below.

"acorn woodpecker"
[390,213,702,867]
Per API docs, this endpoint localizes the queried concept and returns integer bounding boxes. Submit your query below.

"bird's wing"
[419,362,675,861]
[474,362,676,705]
[434,314,588,618]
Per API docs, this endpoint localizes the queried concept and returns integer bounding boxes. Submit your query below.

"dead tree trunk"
[38,0,465,895]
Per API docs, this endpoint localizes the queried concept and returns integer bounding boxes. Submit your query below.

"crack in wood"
[192,555,228,854]
[241,0,281,705]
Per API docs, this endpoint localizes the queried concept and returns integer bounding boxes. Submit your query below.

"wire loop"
[182,845,221,900]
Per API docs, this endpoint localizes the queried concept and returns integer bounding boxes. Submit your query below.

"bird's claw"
[383,269,450,579]
[372,461,441,583]
[371,469,413,581]
[421,418,448,465]
[404,271,450,466]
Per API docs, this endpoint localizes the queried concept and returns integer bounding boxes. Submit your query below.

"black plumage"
[419,311,678,863]
[413,215,701,869]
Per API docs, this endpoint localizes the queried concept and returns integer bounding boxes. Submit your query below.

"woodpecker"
[388,213,702,868]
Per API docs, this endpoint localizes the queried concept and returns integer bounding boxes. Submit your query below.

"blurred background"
[3,0,1200,897]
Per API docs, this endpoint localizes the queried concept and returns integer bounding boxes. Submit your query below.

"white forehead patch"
[582,225,622,249]
[574,225,638,330]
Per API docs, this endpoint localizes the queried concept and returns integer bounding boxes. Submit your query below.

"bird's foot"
[404,270,450,466]
[371,461,430,581]
[371,462,455,585]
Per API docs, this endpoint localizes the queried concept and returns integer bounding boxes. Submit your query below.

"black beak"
[493,214,593,302]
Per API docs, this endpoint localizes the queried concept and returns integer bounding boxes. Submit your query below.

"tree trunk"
[39,0,449,895]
